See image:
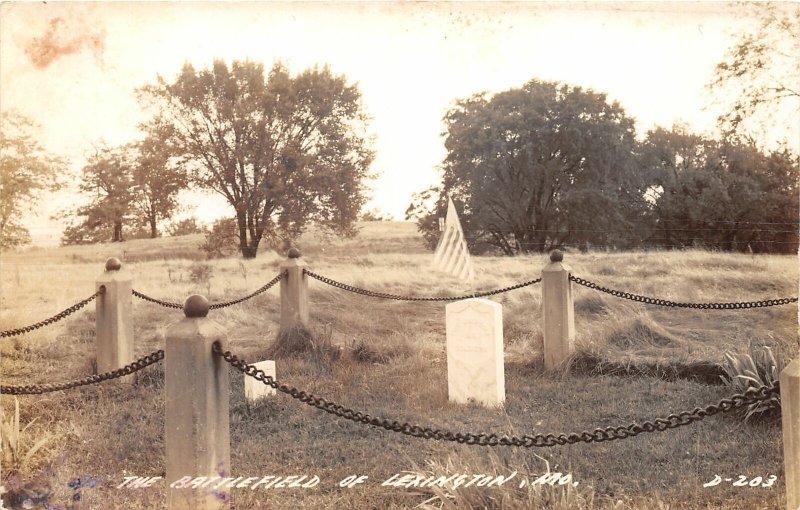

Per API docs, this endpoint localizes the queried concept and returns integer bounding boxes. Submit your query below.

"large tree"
[0,112,63,248]
[710,3,800,140]
[62,145,135,244]
[140,60,374,258]
[640,126,799,253]
[411,79,646,254]
[131,122,188,238]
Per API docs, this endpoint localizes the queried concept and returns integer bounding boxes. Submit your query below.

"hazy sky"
[0,1,790,246]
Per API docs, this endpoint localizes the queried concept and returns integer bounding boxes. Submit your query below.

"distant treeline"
[407,79,799,255]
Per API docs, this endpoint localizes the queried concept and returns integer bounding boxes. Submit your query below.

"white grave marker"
[245,360,277,401]
[446,298,504,407]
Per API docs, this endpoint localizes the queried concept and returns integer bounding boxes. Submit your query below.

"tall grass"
[0,222,797,509]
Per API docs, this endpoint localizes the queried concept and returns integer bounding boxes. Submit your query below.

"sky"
[1,1,795,246]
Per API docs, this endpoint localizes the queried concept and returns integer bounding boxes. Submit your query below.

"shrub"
[188,262,213,284]
[721,345,783,422]
[168,217,205,236]
[200,218,239,259]
[1,398,52,471]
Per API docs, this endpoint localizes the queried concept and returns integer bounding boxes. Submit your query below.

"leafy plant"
[721,345,783,422]
[188,262,213,284]
[1,398,51,471]
[200,218,239,259]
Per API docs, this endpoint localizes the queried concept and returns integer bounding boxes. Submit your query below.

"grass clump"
[348,337,414,364]
[265,324,342,369]
[1,398,52,473]
[721,344,783,422]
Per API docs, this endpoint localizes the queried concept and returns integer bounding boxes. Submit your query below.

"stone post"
[95,257,134,380]
[781,358,800,510]
[279,248,309,335]
[165,295,231,510]
[541,250,575,370]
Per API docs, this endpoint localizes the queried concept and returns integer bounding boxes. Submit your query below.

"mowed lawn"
[0,221,797,509]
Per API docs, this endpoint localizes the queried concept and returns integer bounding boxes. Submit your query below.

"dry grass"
[0,221,797,509]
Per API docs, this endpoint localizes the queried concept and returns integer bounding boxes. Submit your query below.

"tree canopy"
[62,145,136,244]
[410,79,799,255]
[61,137,187,245]
[641,126,798,253]
[710,3,800,141]
[140,59,374,258]
[410,79,646,254]
[131,123,188,238]
[0,112,63,249]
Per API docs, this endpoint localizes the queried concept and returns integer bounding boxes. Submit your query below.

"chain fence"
[132,271,286,310]
[304,269,541,301]
[569,275,798,309]
[130,289,182,309]
[0,350,164,395]
[215,343,779,447]
[1,289,105,338]
[209,272,286,310]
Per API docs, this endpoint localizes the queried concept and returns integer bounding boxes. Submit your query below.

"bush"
[360,208,392,221]
[188,262,213,284]
[721,345,783,422]
[168,217,205,237]
[200,218,238,259]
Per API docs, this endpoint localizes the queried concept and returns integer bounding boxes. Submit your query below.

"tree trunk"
[236,211,252,259]
[149,216,158,238]
[236,209,258,259]
[113,221,123,242]
[247,235,261,258]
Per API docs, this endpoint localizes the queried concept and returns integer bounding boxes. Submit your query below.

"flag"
[432,198,475,282]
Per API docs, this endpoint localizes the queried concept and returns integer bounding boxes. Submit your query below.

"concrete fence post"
[165,295,231,510]
[279,248,309,335]
[781,358,800,510]
[541,250,575,370]
[95,257,134,380]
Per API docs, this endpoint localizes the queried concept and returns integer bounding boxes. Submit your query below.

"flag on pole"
[432,197,475,282]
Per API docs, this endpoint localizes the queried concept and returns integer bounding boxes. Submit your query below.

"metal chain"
[1,350,164,395]
[304,270,541,302]
[132,271,286,310]
[209,271,286,310]
[1,289,105,338]
[569,275,798,309]
[214,344,779,447]
[131,289,182,309]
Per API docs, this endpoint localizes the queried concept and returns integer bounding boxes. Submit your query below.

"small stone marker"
[781,358,800,510]
[446,298,504,407]
[245,360,277,401]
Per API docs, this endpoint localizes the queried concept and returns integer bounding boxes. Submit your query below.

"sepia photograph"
[0,1,798,509]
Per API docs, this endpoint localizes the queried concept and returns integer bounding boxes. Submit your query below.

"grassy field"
[0,221,797,509]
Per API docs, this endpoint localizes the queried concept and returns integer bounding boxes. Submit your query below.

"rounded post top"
[549,250,564,262]
[105,257,122,271]
[287,247,301,259]
[184,294,210,318]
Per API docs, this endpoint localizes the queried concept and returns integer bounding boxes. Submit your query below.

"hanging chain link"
[569,275,798,309]
[132,271,286,310]
[131,289,182,309]
[1,289,105,338]
[304,270,541,302]
[209,271,286,310]
[214,344,780,447]
[1,350,164,395]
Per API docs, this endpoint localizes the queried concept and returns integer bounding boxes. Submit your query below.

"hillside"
[0,221,798,509]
